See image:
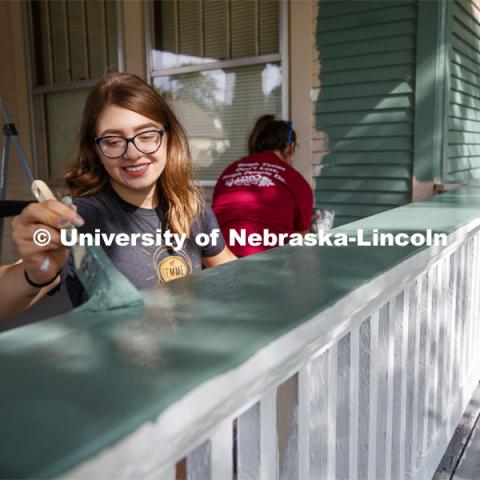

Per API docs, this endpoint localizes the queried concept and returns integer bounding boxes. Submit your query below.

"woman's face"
[95,104,167,196]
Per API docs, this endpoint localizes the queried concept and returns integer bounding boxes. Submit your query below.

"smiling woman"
[0,73,236,318]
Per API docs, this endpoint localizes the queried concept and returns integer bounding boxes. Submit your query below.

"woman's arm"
[0,200,83,319]
[0,261,61,318]
[202,246,237,268]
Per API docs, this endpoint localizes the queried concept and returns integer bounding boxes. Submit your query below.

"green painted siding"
[448,0,480,182]
[315,0,416,226]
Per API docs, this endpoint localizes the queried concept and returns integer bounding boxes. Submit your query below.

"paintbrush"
[31,180,144,311]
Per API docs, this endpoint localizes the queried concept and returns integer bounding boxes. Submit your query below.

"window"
[148,0,285,183]
[28,0,122,177]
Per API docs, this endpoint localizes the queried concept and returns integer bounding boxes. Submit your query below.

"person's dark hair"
[247,114,297,156]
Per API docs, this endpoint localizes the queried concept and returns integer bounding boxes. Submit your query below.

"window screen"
[154,63,282,180]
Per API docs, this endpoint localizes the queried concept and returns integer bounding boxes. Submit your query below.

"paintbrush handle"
[31,179,77,235]
[31,180,57,202]
[31,179,86,270]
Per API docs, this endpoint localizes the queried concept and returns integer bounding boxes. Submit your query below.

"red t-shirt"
[212,151,314,256]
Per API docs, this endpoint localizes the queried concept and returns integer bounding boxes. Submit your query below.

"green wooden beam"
[413,0,451,183]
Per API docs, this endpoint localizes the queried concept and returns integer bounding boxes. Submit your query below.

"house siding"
[448,0,480,182]
[314,0,416,226]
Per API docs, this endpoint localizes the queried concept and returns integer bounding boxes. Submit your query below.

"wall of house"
[447,0,480,182]
[313,0,416,227]
[290,0,314,186]
[0,1,33,264]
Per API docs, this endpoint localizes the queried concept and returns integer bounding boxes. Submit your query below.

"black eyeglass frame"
[94,129,165,159]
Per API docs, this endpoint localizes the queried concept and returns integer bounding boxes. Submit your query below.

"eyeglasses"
[95,129,165,159]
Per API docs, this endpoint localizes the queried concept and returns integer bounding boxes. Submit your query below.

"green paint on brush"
[74,244,144,312]
[32,180,143,311]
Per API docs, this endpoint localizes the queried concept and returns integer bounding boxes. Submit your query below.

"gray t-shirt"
[62,183,225,307]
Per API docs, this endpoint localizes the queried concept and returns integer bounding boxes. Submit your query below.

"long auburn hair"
[64,72,203,236]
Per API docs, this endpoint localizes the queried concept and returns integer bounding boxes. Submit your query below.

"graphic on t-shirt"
[151,246,193,283]
[225,175,274,187]
[222,161,287,188]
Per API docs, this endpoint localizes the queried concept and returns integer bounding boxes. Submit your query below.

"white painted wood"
[298,364,311,480]
[410,278,422,474]
[238,402,260,480]
[464,242,472,385]
[187,441,210,480]
[336,334,351,480]
[385,299,396,480]
[389,291,406,480]
[448,251,458,436]
[309,351,329,479]
[432,262,442,437]
[474,235,480,367]
[422,271,433,456]
[398,288,409,480]
[439,258,449,426]
[404,281,418,479]
[472,235,480,369]
[327,344,337,480]
[211,420,233,480]
[260,390,277,480]
[470,238,476,368]
[349,323,360,480]
[278,376,298,480]
[145,464,175,480]
[368,311,379,480]
[460,245,468,404]
[472,240,478,361]
[412,356,480,480]
[466,239,475,376]
[357,318,371,480]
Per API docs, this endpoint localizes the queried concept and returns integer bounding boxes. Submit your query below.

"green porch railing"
[1,187,480,479]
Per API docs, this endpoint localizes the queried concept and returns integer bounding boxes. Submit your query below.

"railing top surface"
[1,187,480,478]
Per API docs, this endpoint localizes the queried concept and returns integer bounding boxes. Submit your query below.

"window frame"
[144,0,289,187]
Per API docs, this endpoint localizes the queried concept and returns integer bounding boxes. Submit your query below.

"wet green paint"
[1,188,480,478]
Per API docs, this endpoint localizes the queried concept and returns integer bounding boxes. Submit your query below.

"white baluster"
[309,350,329,479]
[385,299,396,480]
[298,363,311,480]
[327,343,338,480]
[368,311,379,480]
[187,441,211,480]
[238,402,260,480]
[211,419,233,480]
[398,287,410,480]
[260,390,277,480]
[349,323,360,480]
[278,375,298,480]
[432,262,442,437]
[336,334,350,480]
[410,277,422,474]
[357,318,371,480]
[422,270,433,455]
[447,251,458,436]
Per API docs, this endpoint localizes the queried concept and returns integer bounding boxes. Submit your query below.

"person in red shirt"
[212,115,314,257]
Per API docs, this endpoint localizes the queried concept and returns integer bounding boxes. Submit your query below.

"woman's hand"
[11,199,84,285]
